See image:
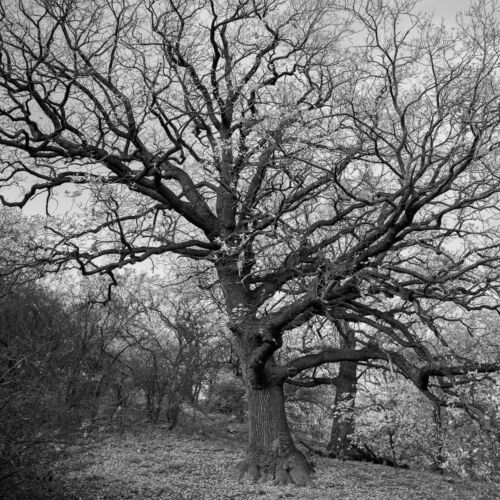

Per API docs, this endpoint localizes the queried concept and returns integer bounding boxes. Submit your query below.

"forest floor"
[5,417,500,500]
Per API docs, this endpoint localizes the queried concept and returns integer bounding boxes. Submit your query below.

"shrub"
[351,374,500,478]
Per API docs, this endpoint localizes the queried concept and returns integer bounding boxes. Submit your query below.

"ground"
[7,419,498,500]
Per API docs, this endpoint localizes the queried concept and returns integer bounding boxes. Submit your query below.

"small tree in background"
[100,272,228,427]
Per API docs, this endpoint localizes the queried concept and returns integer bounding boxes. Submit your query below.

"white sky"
[419,0,472,20]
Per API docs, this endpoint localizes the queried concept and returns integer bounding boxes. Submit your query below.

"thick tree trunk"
[238,381,312,485]
[217,264,311,484]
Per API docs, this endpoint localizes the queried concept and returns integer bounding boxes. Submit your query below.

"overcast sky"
[419,0,471,20]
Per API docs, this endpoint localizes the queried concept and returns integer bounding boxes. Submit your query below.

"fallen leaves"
[48,425,499,500]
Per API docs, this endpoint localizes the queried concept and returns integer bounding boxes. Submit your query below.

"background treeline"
[0,272,233,492]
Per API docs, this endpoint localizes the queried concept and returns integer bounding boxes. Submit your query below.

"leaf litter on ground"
[45,423,499,500]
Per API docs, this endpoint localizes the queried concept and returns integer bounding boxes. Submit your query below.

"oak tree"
[2,0,500,484]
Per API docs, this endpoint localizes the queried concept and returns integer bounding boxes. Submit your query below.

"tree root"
[297,438,329,457]
[236,448,313,486]
[328,443,409,469]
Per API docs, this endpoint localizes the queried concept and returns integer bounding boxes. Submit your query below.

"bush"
[351,374,500,478]
[0,282,85,496]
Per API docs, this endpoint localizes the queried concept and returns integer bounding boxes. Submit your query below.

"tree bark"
[237,378,312,485]
[327,321,360,459]
[326,357,358,458]
[219,264,312,484]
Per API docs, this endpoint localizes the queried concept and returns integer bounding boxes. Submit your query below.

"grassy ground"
[8,419,497,500]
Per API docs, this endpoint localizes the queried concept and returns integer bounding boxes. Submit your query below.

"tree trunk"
[327,321,360,459]
[237,368,312,485]
[327,357,359,458]
[218,265,312,484]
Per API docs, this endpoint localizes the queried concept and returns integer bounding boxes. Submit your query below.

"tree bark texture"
[327,358,358,458]
[220,265,312,485]
[327,322,360,458]
[238,380,312,485]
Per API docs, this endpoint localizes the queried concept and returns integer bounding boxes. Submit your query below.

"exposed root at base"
[328,443,408,468]
[236,449,313,486]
